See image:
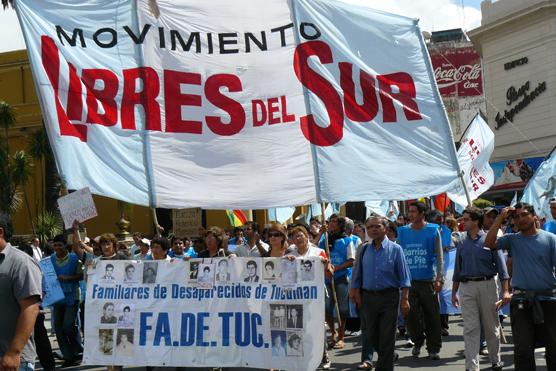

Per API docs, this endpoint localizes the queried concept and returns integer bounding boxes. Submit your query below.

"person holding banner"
[320,215,355,350]
[133,239,151,261]
[263,222,289,258]
[199,227,233,258]
[50,234,84,367]
[452,207,508,371]
[485,203,556,370]
[235,222,269,257]
[0,213,42,371]
[150,237,171,261]
[350,216,411,371]
[398,202,444,360]
[97,233,129,262]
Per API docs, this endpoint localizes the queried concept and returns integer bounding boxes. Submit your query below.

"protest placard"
[83,258,324,370]
[39,257,65,307]
[172,208,202,237]
[57,187,98,229]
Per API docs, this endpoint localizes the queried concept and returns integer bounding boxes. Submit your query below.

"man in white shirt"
[30,237,43,261]
[235,222,269,257]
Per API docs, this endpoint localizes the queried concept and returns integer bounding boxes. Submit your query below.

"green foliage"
[472,198,495,209]
[35,211,63,240]
[0,101,33,215]
[28,127,50,159]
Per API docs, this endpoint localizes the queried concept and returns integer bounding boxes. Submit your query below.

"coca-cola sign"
[430,46,483,97]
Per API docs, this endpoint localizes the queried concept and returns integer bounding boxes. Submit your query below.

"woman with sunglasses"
[263,222,290,258]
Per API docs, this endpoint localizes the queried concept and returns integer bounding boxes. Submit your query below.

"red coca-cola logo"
[434,63,481,89]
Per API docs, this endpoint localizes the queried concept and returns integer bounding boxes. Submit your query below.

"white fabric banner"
[84,258,324,370]
[16,0,461,209]
[448,114,495,206]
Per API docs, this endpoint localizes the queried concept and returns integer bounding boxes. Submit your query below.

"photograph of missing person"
[101,263,116,282]
[280,259,297,286]
[300,259,314,281]
[270,330,287,357]
[215,258,231,283]
[197,263,215,288]
[100,302,117,324]
[286,305,303,329]
[270,304,287,330]
[117,304,134,328]
[115,329,134,357]
[286,331,303,357]
[243,259,260,283]
[262,258,280,281]
[189,259,201,282]
[99,329,113,355]
[142,262,158,284]
[123,263,141,284]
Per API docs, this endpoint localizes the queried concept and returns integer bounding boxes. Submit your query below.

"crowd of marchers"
[1,197,555,371]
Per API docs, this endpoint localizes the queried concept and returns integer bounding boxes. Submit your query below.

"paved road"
[40,313,547,370]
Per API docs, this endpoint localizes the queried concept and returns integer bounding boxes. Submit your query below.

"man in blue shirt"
[398,202,444,360]
[350,216,411,371]
[542,197,556,234]
[452,207,509,371]
[485,202,556,370]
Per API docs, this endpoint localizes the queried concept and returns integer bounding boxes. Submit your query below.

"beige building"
[469,0,556,162]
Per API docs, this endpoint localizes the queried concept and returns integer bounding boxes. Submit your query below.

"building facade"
[469,0,556,202]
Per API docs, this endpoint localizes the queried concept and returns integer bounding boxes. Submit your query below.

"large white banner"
[448,114,495,206]
[16,0,461,208]
[84,258,324,370]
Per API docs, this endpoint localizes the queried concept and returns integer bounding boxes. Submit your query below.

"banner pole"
[320,202,341,326]
[458,171,473,207]
[152,207,161,237]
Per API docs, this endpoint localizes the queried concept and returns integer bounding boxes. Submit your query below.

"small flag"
[226,210,248,227]
[510,191,518,207]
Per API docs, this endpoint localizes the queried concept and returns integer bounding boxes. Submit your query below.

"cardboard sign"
[57,187,98,229]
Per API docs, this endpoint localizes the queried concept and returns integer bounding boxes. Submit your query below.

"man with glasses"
[235,222,269,257]
[485,202,556,370]
[350,216,411,371]
[452,207,508,371]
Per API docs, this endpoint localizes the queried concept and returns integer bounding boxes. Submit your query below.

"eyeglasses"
[268,232,282,238]
[366,224,382,229]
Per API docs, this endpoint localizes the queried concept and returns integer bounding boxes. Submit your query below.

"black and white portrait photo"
[215,258,231,283]
[286,305,303,329]
[197,263,215,288]
[100,302,117,324]
[286,332,303,357]
[270,304,287,330]
[243,260,260,283]
[142,262,158,284]
[117,304,134,328]
[300,259,314,281]
[189,260,200,281]
[115,329,134,357]
[99,329,114,355]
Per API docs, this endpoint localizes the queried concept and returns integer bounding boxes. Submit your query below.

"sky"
[0,0,483,53]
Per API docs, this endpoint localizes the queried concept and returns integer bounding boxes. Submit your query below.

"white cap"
[140,238,151,246]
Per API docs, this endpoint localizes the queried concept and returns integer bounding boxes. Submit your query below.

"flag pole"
[458,171,473,206]
[320,202,342,326]
[152,208,161,237]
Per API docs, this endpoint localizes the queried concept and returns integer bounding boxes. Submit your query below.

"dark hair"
[365,216,388,227]
[132,232,142,238]
[151,237,170,251]
[205,227,228,250]
[218,259,228,266]
[387,222,398,237]
[125,264,134,272]
[302,260,313,268]
[288,333,301,347]
[123,306,131,312]
[171,236,183,245]
[53,234,67,245]
[99,233,118,248]
[330,214,347,233]
[0,213,13,240]
[463,207,484,228]
[245,221,259,232]
[106,263,114,271]
[247,260,257,269]
[203,266,210,272]
[515,202,536,216]
[410,202,428,215]
[103,302,114,310]
[265,261,275,269]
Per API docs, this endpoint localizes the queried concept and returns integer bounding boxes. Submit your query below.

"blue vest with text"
[51,253,79,306]
[398,223,438,281]
[321,235,352,281]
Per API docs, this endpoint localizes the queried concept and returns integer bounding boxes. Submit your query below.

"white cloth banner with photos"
[17,0,461,209]
[83,258,324,370]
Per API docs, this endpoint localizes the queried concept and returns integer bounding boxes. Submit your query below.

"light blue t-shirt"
[398,223,439,281]
[496,230,556,297]
[543,220,556,235]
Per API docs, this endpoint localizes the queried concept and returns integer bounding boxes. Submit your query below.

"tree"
[0,101,33,218]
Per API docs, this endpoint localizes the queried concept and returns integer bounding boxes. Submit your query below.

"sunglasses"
[268,232,282,238]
